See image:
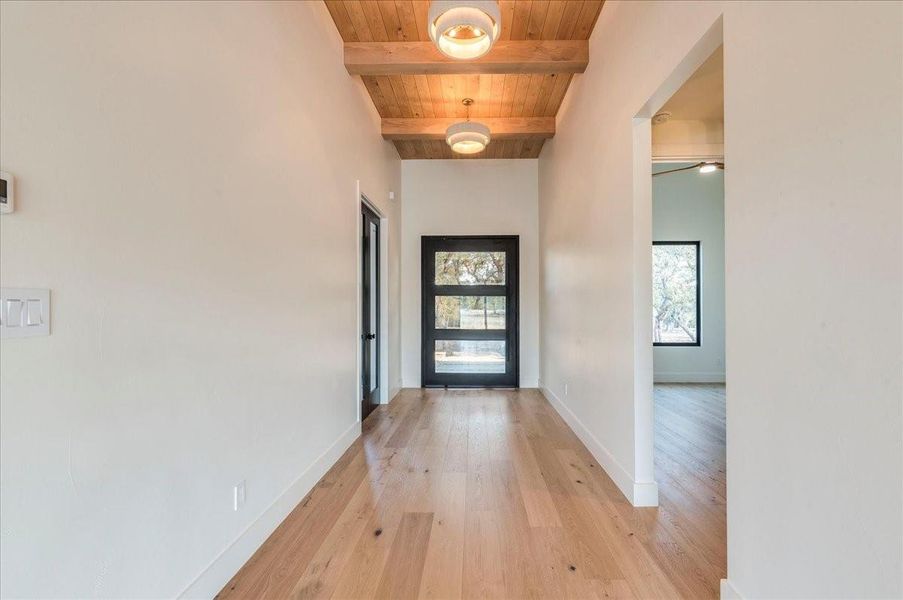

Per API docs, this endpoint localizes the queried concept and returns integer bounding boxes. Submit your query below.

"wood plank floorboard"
[219,385,726,599]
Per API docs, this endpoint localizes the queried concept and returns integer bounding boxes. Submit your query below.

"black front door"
[361,203,380,420]
[421,236,519,388]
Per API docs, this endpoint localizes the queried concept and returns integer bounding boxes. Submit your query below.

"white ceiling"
[660,46,724,122]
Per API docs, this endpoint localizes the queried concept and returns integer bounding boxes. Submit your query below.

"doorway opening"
[360,201,380,420]
[650,42,724,373]
[421,235,519,388]
[635,26,726,597]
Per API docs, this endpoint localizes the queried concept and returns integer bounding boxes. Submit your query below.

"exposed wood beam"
[346,40,588,75]
[381,117,555,141]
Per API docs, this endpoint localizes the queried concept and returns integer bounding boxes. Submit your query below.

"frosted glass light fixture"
[699,163,719,174]
[428,1,501,60]
[446,99,490,154]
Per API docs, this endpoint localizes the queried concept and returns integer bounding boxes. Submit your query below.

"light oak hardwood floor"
[219,385,726,599]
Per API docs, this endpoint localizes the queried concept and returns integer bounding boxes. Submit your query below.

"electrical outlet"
[233,481,246,511]
[564,383,568,397]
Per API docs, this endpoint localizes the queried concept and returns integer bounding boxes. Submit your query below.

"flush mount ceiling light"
[446,98,490,154]
[429,1,501,60]
[652,111,672,125]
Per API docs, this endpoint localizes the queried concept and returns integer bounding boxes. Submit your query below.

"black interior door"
[361,203,380,420]
[421,236,519,388]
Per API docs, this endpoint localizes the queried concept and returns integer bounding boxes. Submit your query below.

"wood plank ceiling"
[325,1,604,159]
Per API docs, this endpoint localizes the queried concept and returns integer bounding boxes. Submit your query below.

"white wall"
[539,1,901,598]
[401,160,539,388]
[0,2,401,597]
[652,164,725,382]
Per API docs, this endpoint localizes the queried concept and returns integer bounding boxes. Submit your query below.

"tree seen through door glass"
[435,252,505,285]
[653,243,699,344]
[435,296,505,329]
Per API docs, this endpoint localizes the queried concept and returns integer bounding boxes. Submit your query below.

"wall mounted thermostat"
[0,171,13,214]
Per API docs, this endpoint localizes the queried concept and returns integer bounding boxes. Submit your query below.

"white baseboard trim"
[540,386,658,507]
[387,385,402,404]
[632,480,660,506]
[720,578,744,599]
[654,371,725,383]
[177,421,362,599]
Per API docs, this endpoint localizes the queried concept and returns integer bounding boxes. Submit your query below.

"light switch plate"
[1,288,50,338]
[233,480,246,511]
[0,171,13,214]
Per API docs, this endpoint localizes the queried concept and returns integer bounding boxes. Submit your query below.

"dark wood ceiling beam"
[346,40,588,75]
[381,117,556,141]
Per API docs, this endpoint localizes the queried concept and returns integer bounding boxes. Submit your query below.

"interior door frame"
[361,201,381,421]
[629,16,724,508]
[355,188,390,423]
[421,235,519,388]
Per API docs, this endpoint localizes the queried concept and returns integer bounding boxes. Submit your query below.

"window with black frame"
[421,236,519,387]
[652,241,701,346]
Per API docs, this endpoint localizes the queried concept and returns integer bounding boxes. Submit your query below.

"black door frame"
[361,202,380,420]
[421,235,519,388]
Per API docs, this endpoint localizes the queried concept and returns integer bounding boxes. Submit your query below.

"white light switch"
[5,300,22,327]
[1,289,50,338]
[26,299,42,326]
[233,480,246,511]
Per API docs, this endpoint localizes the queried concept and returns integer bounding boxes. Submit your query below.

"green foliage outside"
[435,251,505,285]
[653,244,698,343]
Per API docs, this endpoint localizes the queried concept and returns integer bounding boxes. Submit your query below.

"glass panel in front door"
[434,340,506,374]
[435,296,506,329]
[434,251,506,285]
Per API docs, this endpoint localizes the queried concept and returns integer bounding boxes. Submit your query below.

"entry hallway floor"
[220,385,726,599]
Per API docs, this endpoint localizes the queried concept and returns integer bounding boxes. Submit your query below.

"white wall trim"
[356,181,364,422]
[540,386,659,507]
[652,146,724,163]
[631,116,657,492]
[177,421,361,599]
[654,372,726,383]
[720,578,745,600]
[632,480,659,506]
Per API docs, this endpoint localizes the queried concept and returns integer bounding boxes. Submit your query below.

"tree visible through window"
[653,242,700,345]
[435,251,505,285]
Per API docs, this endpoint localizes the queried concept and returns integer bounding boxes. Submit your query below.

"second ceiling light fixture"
[429,1,501,154]
[447,99,490,154]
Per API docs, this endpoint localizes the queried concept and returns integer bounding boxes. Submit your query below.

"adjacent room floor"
[220,385,726,599]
